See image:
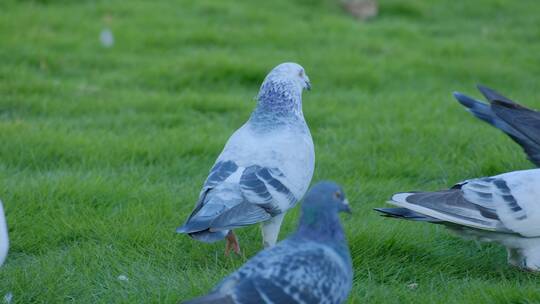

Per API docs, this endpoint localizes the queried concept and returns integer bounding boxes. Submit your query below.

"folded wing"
[177,161,297,242]
[384,169,540,237]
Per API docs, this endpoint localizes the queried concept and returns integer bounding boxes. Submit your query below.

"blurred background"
[1,0,540,303]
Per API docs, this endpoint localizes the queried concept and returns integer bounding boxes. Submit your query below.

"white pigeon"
[177,62,314,254]
[0,200,8,266]
[376,168,540,271]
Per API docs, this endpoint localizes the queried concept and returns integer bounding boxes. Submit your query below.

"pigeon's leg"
[506,247,522,268]
[261,213,285,248]
[225,230,241,256]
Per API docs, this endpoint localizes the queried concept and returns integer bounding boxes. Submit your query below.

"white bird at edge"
[0,200,9,267]
[376,168,540,271]
[176,62,314,255]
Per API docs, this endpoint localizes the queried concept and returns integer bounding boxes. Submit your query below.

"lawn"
[1,0,540,302]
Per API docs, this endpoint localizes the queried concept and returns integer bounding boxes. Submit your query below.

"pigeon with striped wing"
[176,62,314,254]
[376,169,540,270]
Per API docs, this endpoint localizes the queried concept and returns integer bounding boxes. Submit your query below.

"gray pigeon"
[0,200,8,266]
[454,85,540,167]
[176,62,315,254]
[182,181,353,304]
[376,168,540,271]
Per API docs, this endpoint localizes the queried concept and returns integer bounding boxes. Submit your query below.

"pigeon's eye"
[298,70,304,78]
[334,191,342,200]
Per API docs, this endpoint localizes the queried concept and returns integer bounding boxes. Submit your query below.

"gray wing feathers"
[178,161,297,238]
[186,161,239,221]
[205,161,239,188]
[388,176,531,233]
[489,179,527,221]
[461,177,527,221]
[176,161,241,239]
[240,165,296,215]
[460,178,498,210]
[404,189,501,228]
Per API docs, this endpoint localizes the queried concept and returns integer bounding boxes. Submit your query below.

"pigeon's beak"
[340,198,352,214]
[305,80,312,91]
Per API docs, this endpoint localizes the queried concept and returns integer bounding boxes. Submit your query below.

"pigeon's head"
[302,181,351,215]
[260,62,311,97]
[253,62,311,120]
[266,62,311,91]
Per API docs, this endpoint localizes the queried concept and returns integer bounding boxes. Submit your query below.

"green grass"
[1,0,540,302]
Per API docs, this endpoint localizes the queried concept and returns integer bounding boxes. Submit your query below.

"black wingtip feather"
[453,91,479,109]
[476,84,498,100]
[374,208,442,222]
[476,84,516,105]
[453,91,496,124]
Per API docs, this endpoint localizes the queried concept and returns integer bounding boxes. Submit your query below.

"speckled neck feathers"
[249,77,304,128]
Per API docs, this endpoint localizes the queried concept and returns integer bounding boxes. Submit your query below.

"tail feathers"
[177,200,271,243]
[176,197,234,236]
[176,210,229,243]
[181,292,235,304]
[476,84,516,106]
[453,92,497,125]
[176,220,228,243]
[374,207,442,222]
[176,219,211,234]
[210,202,271,231]
[177,202,270,234]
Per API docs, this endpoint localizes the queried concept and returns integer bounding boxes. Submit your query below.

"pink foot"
[225,231,241,256]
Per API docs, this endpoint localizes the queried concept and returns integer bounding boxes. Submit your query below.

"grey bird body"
[454,85,540,167]
[376,168,540,270]
[177,63,314,249]
[182,182,353,304]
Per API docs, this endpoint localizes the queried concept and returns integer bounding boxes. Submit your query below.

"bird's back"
[213,238,352,303]
[232,122,313,190]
